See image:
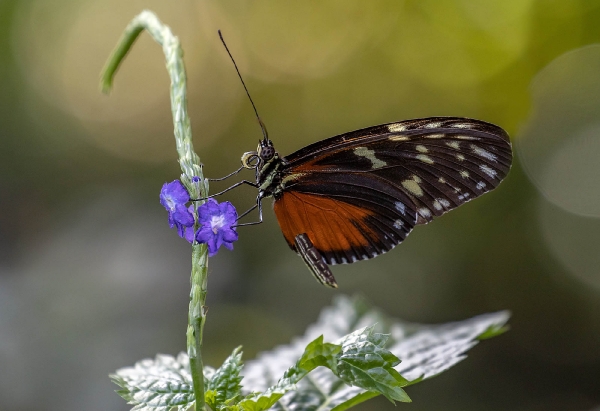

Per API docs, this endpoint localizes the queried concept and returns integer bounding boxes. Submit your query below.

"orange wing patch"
[273,191,381,264]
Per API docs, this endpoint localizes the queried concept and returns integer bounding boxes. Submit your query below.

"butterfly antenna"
[218,30,269,143]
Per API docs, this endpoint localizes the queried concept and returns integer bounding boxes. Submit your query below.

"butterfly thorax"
[241,139,284,199]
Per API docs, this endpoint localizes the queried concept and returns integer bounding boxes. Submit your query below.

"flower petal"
[173,204,195,226]
[221,228,238,243]
[195,226,213,244]
[207,234,219,257]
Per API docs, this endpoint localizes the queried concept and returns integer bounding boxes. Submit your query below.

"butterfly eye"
[241,151,259,169]
[259,146,275,161]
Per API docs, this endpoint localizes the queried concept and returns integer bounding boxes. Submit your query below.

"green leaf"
[206,346,244,410]
[336,326,410,403]
[110,352,196,411]
[242,295,510,411]
[237,336,342,411]
[298,335,342,372]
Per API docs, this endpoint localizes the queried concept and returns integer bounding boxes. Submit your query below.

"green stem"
[100,9,208,410]
[187,243,209,410]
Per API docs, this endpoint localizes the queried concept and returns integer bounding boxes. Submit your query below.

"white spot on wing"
[425,133,444,139]
[402,176,424,197]
[456,154,465,161]
[419,208,432,218]
[433,200,442,211]
[416,145,428,153]
[389,135,409,141]
[456,135,478,140]
[388,123,407,132]
[446,141,460,149]
[460,170,470,179]
[416,154,434,164]
[394,219,404,229]
[424,122,441,129]
[438,177,446,184]
[479,164,497,178]
[471,144,497,162]
[458,192,471,201]
[395,201,406,215]
[354,146,387,169]
[476,181,487,190]
[451,123,473,129]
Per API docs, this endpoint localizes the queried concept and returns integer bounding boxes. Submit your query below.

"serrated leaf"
[237,336,342,411]
[242,295,510,411]
[206,346,244,410]
[336,326,410,403]
[110,352,196,411]
[298,335,342,372]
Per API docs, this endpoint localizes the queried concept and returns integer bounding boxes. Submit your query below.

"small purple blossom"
[195,199,238,256]
[177,205,197,244]
[160,180,195,236]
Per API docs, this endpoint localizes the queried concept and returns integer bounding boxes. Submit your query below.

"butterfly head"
[241,139,277,171]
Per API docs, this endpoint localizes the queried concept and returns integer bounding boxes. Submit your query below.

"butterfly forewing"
[280,117,511,224]
[273,117,511,265]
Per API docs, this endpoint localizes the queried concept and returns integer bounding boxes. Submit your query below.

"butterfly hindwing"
[273,177,417,265]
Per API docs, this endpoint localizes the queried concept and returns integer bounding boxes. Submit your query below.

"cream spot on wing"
[281,173,306,185]
[425,133,444,139]
[388,123,407,132]
[416,154,434,164]
[451,123,473,129]
[480,164,497,178]
[388,135,410,141]
[393,219,404,229]
[456,154,465,161]
[438,198,451,208]
[419,208,432,218]
[402,176,424,197]
[446,141,460,149]
[460,170,470,179]
[433,200,442,211]
[471,144,497,162]
[395,201,406,215]
[438,177,446,184]
[456,135,478,140]
[458,192,471,201]
[476,181,487,190]
[416,145,428,153]
[354,146,387,169]
[424,122,441,129]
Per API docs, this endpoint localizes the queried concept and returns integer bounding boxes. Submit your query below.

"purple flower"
[181,205,197,244]
[195,199,238,256]
[160,180,195,236]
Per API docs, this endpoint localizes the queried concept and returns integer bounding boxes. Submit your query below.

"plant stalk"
[100,9,208,409]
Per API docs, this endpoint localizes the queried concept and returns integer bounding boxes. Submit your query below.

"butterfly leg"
[233,194,264,227]
[294,234,338,288]
[206,166,244,181]
[191,180,259,201]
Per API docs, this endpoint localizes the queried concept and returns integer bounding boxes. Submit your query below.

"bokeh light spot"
[519,45,600,217]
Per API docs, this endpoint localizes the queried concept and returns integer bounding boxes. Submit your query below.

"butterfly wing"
[273,117,511,268]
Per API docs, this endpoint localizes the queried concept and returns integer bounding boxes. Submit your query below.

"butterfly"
[232,116,512,288]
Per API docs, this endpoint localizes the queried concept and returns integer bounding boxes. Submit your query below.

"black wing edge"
[283,116,510,165]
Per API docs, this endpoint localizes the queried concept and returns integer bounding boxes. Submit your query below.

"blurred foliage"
[2,1,600,411]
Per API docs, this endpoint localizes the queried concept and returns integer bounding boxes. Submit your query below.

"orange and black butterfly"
[215,32,512,288]
[230,117,512,288]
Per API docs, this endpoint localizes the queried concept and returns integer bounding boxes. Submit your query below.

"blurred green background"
[2,0,600,410]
